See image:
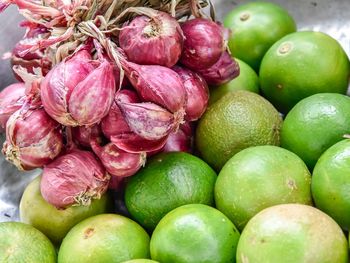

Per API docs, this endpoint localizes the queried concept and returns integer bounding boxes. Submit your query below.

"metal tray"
[0,0,349,222]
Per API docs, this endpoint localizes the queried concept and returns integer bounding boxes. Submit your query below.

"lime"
[281,93,350,170]
[150,204,240,263]
[236,204,348,263]
[196,90,282,171]
[122,260,158,263]
[312,139,350,230]
[125,152,216,230]
[209,58,259,105]
[260,31,350,113]
[20,176,112,244]
[224,2,296,71]
[58,214,150,263]
[215,145,312,230]
[0,222,56,262]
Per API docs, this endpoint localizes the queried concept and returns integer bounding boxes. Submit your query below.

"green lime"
[20,176,112,244]
[224,2,296,71]
[281,93,350,170]
[58,214,150,263]
[215,145,312,230]
[209,58,259,105]
[125,152,217,230]
[236,204,348,263]
[122,260,159,263]
[0,222,56,262]
[260,31,350,113]
[196,90,282,171]
[312,139,350,230]
[150,204,240,263]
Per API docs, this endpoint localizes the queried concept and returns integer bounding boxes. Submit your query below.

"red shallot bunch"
[0,1,239,209]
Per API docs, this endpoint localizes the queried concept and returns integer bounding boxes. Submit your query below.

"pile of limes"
[1,2,350,263]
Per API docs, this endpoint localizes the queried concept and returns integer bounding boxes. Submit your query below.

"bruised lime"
[58,214,150,263]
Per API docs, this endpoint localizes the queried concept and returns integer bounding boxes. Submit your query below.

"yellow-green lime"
[260,31,350,113]
[196,90,282,171]
[0,222,56,262]
[236,204,348,263]
[58,214,150,263]
[150,204,240,263]
[215,145,312,230]
[209,58,259,105]
[224,2,296,71]
[281,93,350,170]
[20,176,113,244]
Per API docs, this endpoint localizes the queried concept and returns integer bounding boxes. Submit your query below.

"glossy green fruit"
[150,204,240,263]
[224,2,296,71]
[281,93,350,170]
[215,145,312,230]
[260,31,350,112]
[312,139,350,230]
[125,152,217,230]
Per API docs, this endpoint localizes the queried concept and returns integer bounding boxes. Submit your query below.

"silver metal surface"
[0,0,350,222]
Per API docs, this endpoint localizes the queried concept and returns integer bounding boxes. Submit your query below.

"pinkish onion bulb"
[41,49,116,126]
[197,51,240,85]
[163,122,193,153]
[119,10,183,67]
[3,108,63,170]
[91,140,146,178]
[172,66,209,121]
[101,90,139,139]
[72,124,102,148]
[40,149,109,209]
[68,59,116,125]
[116,100,176,140]
[111,132,168,153]
[180,18,225,70]
[122,61,187,118]
[11,22,51,81]
[0,83,26,129]
[41,50,95,126]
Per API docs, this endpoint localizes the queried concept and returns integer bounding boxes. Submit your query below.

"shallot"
[3,107,63,170]
[173,66,209,121]
[119,9,183,67]
[121,60,187,116]
[101,90,139,139]
[116,100,176,140]
[91,140,146,178]
[180,18,225,70]
[197,51,240,85]
[0,83,26,129]
[41,48,116,126]
[40,149,109,209]
[163,122,193,153]
[72,124,102,148]
[11,22,51,80]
